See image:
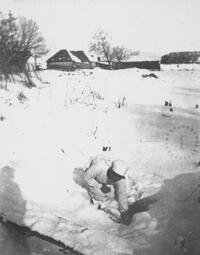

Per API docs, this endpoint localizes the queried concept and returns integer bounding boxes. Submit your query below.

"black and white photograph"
[0,0,200,254]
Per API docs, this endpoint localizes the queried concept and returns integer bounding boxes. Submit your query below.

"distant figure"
[164,101,169,106]
[102,146,111,152]
[169,107,173,112]
[116,96,126,109]
[74,156,135,224]
[169,101,172,107]
[121,96,126,107]
[195,104,199,109]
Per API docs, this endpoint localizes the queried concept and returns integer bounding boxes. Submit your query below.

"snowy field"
[0,68,200,255]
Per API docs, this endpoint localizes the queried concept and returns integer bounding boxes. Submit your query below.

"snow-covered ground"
[0,68,200,254]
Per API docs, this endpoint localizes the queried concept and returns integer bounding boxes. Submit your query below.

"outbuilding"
[161,51,200,70]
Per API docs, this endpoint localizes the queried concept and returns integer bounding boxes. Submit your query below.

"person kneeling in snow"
[74,156,135,224]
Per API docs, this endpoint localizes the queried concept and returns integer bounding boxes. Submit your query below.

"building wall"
[75,62,93,69]
[161,63,200,71]
[113,61,160,71]
[47,61,93,71]
[47,62,75,71]
[95,62,111,70]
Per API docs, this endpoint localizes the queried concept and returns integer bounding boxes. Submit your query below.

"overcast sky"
[1,0,200,56]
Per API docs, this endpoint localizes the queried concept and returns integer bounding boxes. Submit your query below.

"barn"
[95,52,161,71]
[112,60,160,71]
[46,50,93,71]
[161,51,200,70]
[113,52,161,70]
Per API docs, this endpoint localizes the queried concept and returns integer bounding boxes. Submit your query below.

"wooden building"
[47,50,93,71]
[95,52,161,71]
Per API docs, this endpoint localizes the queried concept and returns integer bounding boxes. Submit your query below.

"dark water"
[0,222,68,255]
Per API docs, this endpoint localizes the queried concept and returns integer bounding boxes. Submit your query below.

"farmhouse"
[161,51,200,70]
[47,50,93,71]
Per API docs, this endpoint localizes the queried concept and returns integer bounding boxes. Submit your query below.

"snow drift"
[0,68,200,254]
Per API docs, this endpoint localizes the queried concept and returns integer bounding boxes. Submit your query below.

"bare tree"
[0,11,20,85]
[89,31,137,69]
[89,31,115,68]
[17,17,48,57]
[112,46,138,62]
[0,12,48,88]
[15,17,48,87]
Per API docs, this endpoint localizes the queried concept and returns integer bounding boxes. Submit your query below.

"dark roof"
[161,51,200,64]
[47,50,73,63]
[70,51,90,63]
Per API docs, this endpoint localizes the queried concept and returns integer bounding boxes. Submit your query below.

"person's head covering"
[110,160,129,178]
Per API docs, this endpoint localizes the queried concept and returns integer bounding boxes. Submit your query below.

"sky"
[1,0,200,56]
